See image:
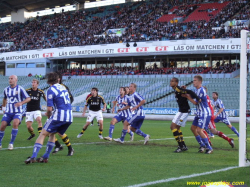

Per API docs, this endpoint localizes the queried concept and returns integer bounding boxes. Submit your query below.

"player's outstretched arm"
[118,105,130,112]
[182,94,199,105]
[132,100,146,111]
[112,101,117,113]
[15,97,31,108]
[2,98,7,113]
[215,108,224,118]
[102,103,106,112]
[46,106,53,118]
[186,89,200,101]
[82,105,88,116]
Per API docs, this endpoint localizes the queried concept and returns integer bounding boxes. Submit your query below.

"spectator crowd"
[58,62,238,76]
[0,0,249,53]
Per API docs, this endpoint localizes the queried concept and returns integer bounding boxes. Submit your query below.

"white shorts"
[87,110,103,122]
[25,111,42,122]
[172,112,189,127]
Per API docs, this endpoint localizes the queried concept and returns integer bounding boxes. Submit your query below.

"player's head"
[193,75,203,88]
[91,87,98,96]
[212,92,218,100]
[119,87,126,96]
[170,77,179,87]
[46,72,59,85]
[32,79,39,89]
[129,83,137,94]
[55,71,62,84]
[125,87,129,95]
[9,75,18,87]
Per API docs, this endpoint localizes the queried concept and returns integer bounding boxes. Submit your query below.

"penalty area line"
[124,166,239,187]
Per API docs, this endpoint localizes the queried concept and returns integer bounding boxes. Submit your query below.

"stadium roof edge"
[0,0,88,18]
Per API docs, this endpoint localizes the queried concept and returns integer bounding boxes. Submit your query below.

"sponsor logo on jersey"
[9,97,19,103]
[48,94,53,99]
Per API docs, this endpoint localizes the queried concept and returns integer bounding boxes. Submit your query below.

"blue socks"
[43,141,55,159]
[10,129,18,144]
[109,124,115,138]
[128,130,134,137]
[195,135,205,147]
[202,138,213,150]
[31,143,43,158]
[135,129,147,138]
[0,131,5,146]
[120,129,127,141]
[231,126,239,137]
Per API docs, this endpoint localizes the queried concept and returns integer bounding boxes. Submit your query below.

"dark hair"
[92,87,98,92]
[194,75,203,82]
[46,72,59,85]
[172,77,179,83]
[120,87,126,92]
[213,92,218,96]
[55,71,62,84]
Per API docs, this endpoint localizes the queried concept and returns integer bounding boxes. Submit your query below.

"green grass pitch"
[0,115,249,187]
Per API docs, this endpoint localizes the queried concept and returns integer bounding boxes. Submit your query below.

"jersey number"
[60,92,70,104]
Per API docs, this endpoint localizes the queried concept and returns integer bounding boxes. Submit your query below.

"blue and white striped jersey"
[47,83,73,122]
[127,92,145,117]
[212,98,227,118]
[115,95,131,117]
[194,87,211,117]
[3,85,30,114]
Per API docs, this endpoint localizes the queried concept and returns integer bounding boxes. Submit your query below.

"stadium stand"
[59,63,238,76]
[0,0,249,52]
[0,75,241,110]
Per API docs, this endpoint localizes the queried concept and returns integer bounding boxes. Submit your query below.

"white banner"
[0,39,241,62]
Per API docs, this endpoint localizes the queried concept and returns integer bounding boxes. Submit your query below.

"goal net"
[239,30,250,167]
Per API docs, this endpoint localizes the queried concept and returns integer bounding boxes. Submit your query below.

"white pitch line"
[124,166,239,187]
[0,134,238,151]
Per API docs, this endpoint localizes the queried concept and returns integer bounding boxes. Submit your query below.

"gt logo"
[155,46,168,51]
[118,48,130,53]
[136,47,149,52]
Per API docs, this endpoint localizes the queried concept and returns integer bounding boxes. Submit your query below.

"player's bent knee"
[111,119,117,125]
[227,124,232,128]
[130,127,136,132]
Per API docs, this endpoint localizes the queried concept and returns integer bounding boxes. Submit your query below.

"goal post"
[239,30,250,167]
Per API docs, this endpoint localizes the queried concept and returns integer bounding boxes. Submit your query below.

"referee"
[25,79,46,140]
[170,77,200,152]
[77,87,106,139]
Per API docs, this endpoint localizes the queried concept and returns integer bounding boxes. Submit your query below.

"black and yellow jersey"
[86,95,105,111]
[173,86,199,113]
[26,88,46,112]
